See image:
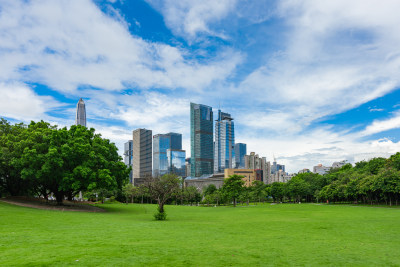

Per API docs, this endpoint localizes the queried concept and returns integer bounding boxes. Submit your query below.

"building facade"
[313,164,331,175]
[167,149,186,177]
[132,128,152,183]
[214,110,235,173]
[244,152,270,184]
[224,169,257,187]
[190,102,214,177]
[234,143,247,168]
[75,98,86,127]
[153,133,182,177]
[124,140,133,183]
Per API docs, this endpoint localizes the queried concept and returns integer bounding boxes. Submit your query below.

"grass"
[1,202,400,266]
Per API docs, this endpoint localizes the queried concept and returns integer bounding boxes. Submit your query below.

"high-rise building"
[124,140,133,183]
[190,102,213,177]
[167,149,186,177]
[153,133,182,177]
[132,128,152,184]
[214,110,235,173]
[185,158,191,177]
[245,152,270,184]
[235,143,247,168]
[75,98,86,127]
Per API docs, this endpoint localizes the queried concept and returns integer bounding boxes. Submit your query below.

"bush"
[154,206,167,220]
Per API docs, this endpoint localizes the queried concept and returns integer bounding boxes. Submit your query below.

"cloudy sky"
[1,0,400,172]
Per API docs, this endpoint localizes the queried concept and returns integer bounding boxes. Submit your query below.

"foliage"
[221,174,245,207]
[144,174,181,217]
[0,118,130,204]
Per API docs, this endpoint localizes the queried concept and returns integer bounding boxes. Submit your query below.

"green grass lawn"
[1,202,399,266]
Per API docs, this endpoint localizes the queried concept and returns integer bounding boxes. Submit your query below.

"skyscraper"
[153,133,182,177]
[75,98,86,127]
[132,128,152,184]
[167,149,186,177]
[235,143,247,168]
[214,110,235,173]
[124,140,133,183]
[190,102,213,177]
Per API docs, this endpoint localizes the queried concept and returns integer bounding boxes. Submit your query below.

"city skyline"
[1,1,400,173]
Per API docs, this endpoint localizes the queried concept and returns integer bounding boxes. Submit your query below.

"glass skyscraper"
[235,143,247,169]
[75,98,86,127]
[153,133,182,177]
[124,140,133,183]
[167,149,186,177]
[190,102,213,177]
[214,110,235,173]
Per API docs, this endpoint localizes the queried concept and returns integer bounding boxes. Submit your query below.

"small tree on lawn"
[122,183,138,203]
[222,174,245,207]
[145,174,181,220]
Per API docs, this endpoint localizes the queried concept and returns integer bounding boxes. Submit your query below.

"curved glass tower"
[75,98,86,127]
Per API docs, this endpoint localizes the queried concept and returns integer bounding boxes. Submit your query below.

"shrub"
[154,206,167,220]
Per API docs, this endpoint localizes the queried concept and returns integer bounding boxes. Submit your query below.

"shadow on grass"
[94,203,157,215]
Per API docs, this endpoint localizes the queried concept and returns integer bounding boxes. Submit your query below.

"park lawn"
[0,202,399,266]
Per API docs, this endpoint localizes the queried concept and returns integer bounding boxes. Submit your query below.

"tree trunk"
[55,191,64,205]
[233,198,236,207]
[158,202,164,213]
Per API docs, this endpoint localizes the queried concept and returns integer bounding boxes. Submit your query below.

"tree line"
[0,118,130,204]
[123,154,400,211]
[269,155,400,206]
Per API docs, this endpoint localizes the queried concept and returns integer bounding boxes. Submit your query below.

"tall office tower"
[235,143,247,168]
[124,140,133,183]
[214,110,235,173]
[185,158,191,177]
[132,129,152,183]
[75,98,86,127]
[190,102,213,177]
[153,133,182,177]
[167,149,186,177]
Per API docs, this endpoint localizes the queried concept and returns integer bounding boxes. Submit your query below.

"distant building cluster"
[74,98,347,187]
[313,160,347,175]
[119,102,293,187]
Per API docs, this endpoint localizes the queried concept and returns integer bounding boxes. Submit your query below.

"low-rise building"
[313,164,331,175]
[224,169,257,187]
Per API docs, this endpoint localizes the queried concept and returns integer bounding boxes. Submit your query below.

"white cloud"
[361,111,400,136]
[146,0,236,40]
[0,0,241,94]
[0,82,62,121]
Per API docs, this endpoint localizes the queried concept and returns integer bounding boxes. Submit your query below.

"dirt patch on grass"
[0,196,106,212]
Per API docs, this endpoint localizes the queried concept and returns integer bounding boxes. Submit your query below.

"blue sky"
[1,0,400,172]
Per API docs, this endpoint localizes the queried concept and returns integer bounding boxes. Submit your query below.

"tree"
[270,182,285,202]
[184,186,201,205]
[221,175,245,207]
[17,121,129,204]
[203,184,217,196]
[0,119,30,196]
[251,180,266,204]
[122,183,138,203]
[145,174,181,220]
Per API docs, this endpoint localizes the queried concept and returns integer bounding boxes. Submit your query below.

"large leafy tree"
[0,119,27,196]
[8,120,130,204]
[222,174,245,207]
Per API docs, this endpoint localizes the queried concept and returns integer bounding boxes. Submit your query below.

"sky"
[1,0,400,173]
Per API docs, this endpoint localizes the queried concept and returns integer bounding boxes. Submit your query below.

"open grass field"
[1,202,400,266]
